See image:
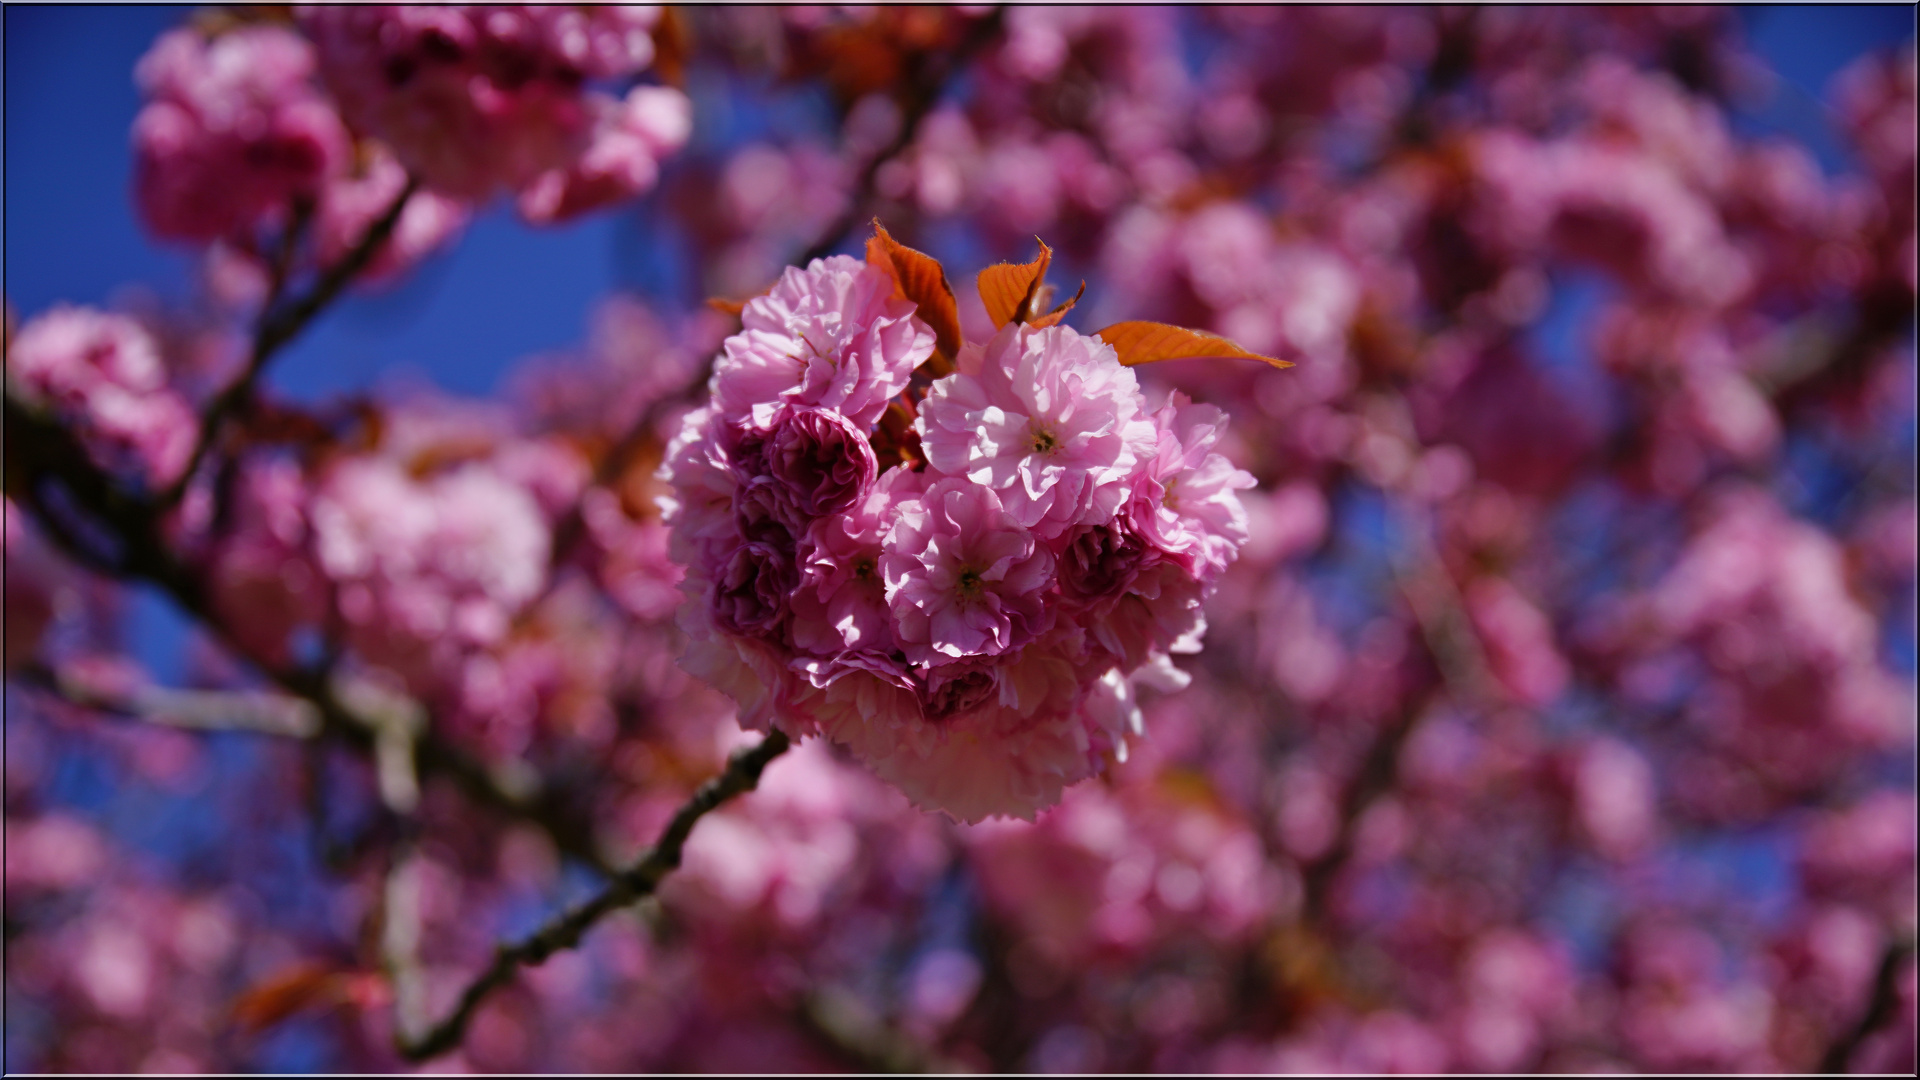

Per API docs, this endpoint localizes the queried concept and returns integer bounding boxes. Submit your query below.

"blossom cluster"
[131,7,688,283]
[661,251,1254,820]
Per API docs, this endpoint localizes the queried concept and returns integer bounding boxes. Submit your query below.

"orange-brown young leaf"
[1092,321,1291,370]
[229,963,351,1032]
[1027,280,1086,329]
[866,223,962,363]
[706,281,776,320]
[977,239,1054,329]
[650,6,690,87]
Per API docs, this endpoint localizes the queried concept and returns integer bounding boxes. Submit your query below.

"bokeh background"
[5,5,1916,1072]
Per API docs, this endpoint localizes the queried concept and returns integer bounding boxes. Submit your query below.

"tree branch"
[1819,932,1917,1073]
[7,384,616,877]
[13,660,321,738]
[394,728,792,1061]
[158,176,421,510]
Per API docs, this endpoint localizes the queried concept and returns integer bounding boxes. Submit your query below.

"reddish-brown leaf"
[650,7,690,88]
[866,222,962,364]
[229,963,353,1032]
[1092,321,1291,370]
[977,239,1054,329]
[870,395,925,471]
[1027,280,1086,329]
[706,281,775,319]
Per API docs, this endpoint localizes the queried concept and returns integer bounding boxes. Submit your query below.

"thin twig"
[13,661,321,738]
[540,386,692,581]
[796,7,1006,265]
[395,729,793,1061]
[795,986,965,1073]
[1818,932,1917,1073]
[158,176,421,510]
[374,695,430,1048]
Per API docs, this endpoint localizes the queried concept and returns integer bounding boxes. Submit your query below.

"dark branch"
[158,176,421,510]
[6,384,615,877]
[394,729,793,1061]
[1819,932,1917,1073]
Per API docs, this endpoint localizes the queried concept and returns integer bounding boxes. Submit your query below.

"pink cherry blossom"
[132,25,349,241]
[6,305,196,486]
[764,405,878,519]
[790,476,914,663]
[299,6,671,204]
[518,85,692,224]
[1128,393,1256,579]
[312,144,468,278]
[882,479,1055,665]
[711,255,933,429]
[920,322,1154,539]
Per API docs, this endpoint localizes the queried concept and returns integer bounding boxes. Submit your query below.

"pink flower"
[312,144,468,279]
[882,479,1055,665]
[1056,513,1206,670]
[731,472,802,548]
[963,760,1276,962]
[809,647,1108,823]
[1129,393,1256,579]
[711,255,933,429]
[657,406,740,570]
[764,406,879,519]
[1057,515,1162,607]
[132,26,349,241]
[919,322,1154,539]
[790,473,917,664]
[308,457,549,691]
[300,6,670,203]
[205,457,326,667]
[659,240,1252,821]
[517,85,692,224]
[710,537,798,642]
[6,306,196,486]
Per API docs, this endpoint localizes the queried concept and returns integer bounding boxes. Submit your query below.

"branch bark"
[394,729,793,1061]
[13,661,321,738]
[158,176,420,510]
[1819,932,1917,1073]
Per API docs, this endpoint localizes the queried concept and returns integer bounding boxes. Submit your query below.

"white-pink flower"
[6,306,197,486]
[919,322,1155,539]
[1129,393,1257,578]
[882,479,1055,665]
[132,25,349,241]
[711,255,934,429]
